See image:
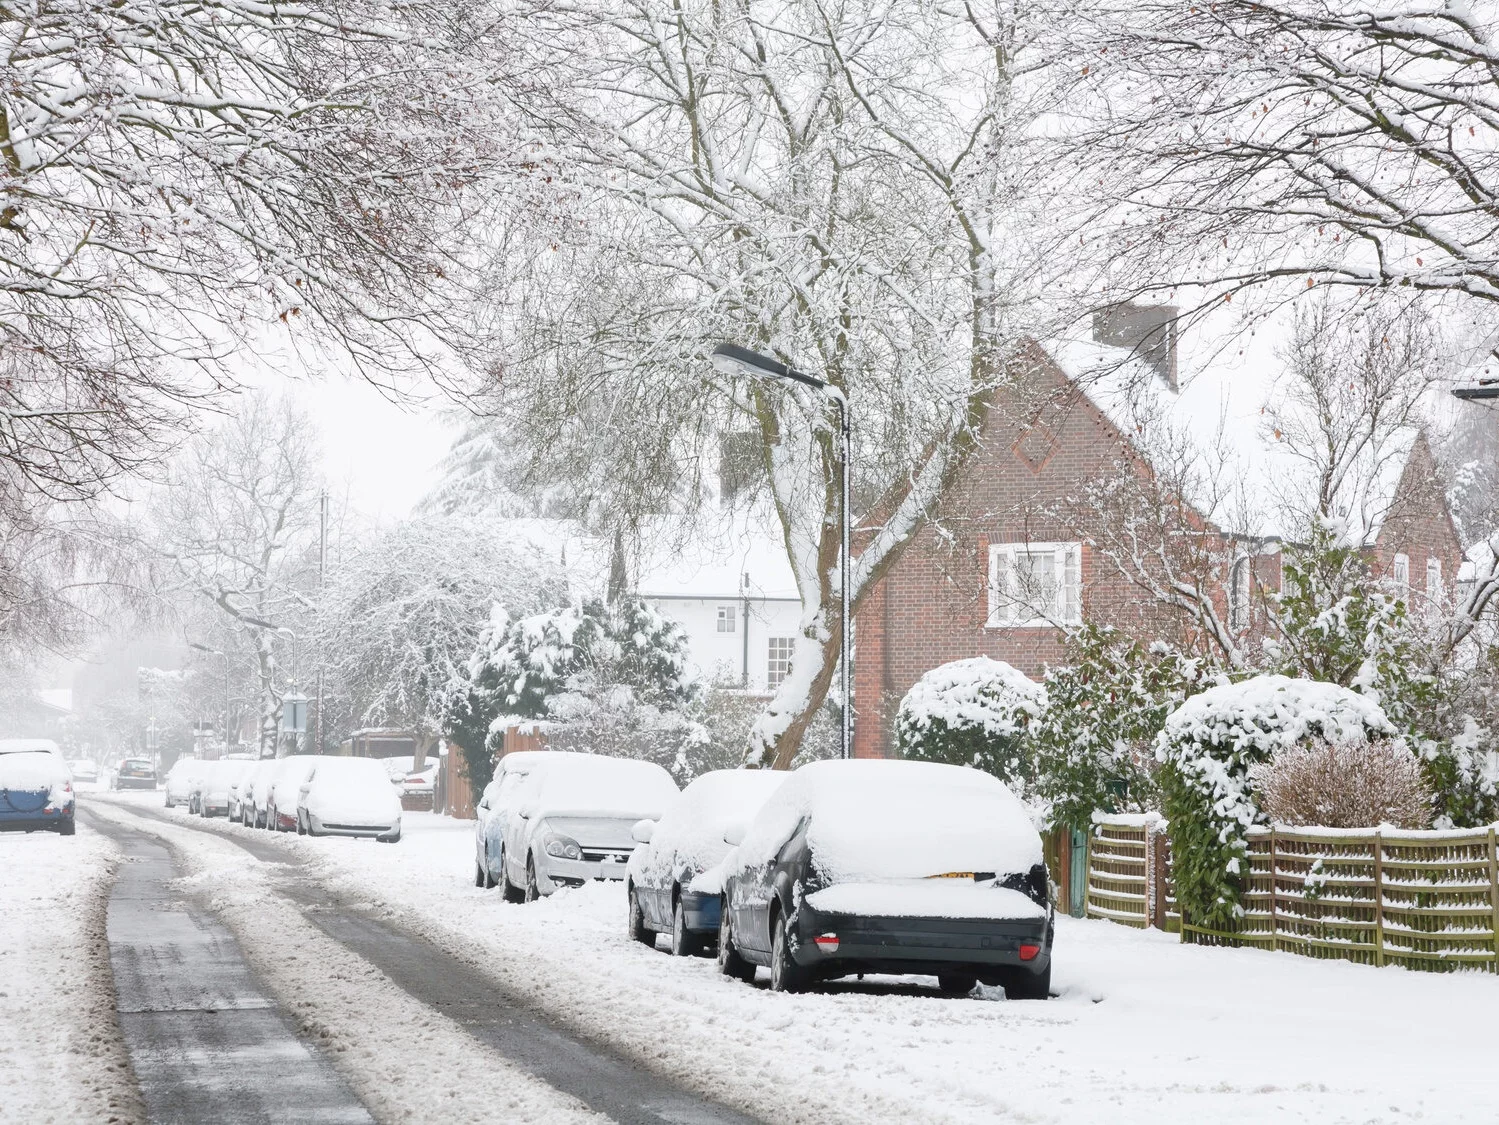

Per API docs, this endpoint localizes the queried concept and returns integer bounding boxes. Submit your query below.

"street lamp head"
[712,342,825,390]
[1453,377,1499,401]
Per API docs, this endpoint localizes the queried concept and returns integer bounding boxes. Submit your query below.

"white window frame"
[716,604,736,633]
[1427,557,1444,603]
[1229,555,1252,633]
[987,541,1083,628]
[766,636,795,689]
[1391,553,1410,593]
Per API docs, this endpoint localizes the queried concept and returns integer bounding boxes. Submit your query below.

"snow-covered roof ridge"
[627,503,797,601]
[1041,311,1427,546]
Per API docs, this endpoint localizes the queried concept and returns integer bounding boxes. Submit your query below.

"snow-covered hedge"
[1156,674,1401,931]
[896,657,1045,792]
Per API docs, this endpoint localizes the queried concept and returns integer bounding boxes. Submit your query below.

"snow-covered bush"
[1419,718,1499,830]
[1256,740,1431,830]
[1029,625,1205,829]
[896,658,1046,793]
[1156,674,1400,932]
[442,597,702,789]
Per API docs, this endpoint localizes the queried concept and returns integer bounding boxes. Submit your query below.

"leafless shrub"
[1257,740,1431,830]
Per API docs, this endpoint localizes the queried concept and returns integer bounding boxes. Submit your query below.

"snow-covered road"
[76,790,1499,1125]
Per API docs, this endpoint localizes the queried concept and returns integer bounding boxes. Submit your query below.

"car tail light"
[813,933,839,952]
[1019,943,1040,962]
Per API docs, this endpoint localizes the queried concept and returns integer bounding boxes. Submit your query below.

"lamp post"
[711,342,853,761]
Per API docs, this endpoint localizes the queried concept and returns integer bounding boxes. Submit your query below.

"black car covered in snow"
[715,759,1053,998]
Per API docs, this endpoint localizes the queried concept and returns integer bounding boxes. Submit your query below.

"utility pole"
[315,489,328,754]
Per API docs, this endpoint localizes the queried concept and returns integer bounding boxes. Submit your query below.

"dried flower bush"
[1256,740,1432,830]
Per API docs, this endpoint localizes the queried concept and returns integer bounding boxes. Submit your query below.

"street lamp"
[711,342,853,761]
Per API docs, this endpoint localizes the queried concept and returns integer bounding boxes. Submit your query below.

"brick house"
[851,318,1465,760]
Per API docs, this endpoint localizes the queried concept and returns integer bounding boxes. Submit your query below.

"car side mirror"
[631,819,655,844]
[722,823,746,847]
[518,803,536,820]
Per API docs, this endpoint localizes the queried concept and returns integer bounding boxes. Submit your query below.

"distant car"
[266,756,318,831]
[163,758,203,807]
[380,754,438,810]
[716,759,1054,998]
[69,759,100,786]
[113,756,158,791]
[296,757,402,842]
[475,751,551,893]
[227,759,262,822]
[0,745,75,835]
[499,754,679,902]
[626,769,788,956]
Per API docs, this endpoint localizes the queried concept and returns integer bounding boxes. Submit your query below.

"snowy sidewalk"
[102,794,1499,1124]
[0,822,142,1124]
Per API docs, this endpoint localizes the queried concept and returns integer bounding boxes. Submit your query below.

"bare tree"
[491,0,1087,767]
[0,0,523,509]
[153,393,322,757]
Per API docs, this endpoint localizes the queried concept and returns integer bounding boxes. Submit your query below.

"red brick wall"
[853,351,1191,758]
[1369,433,1464,607]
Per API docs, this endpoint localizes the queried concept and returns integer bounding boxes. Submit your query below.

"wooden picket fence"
[1192,825,1499,972]
[1085,814,1180,933]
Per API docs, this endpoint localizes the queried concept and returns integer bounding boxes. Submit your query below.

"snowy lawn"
[106,794,1499,1124]
[0,818,141,1124]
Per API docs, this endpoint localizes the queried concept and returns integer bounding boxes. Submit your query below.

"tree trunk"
[256,632,282,759]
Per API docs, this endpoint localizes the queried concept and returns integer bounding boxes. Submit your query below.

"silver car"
[475,750,550,893]
[499,755,679,902]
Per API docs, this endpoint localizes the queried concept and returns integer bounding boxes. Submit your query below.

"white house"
[628,510,802,695]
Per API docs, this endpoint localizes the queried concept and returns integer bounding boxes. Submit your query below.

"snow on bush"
[1420,717,1499,830]
[1256,740,1431,830]
[896,657,1045,793]
[1156,674,1401,931]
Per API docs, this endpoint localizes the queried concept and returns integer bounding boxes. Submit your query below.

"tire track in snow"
[90,798,756,1125]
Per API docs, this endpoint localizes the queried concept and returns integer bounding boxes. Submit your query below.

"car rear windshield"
[0,751,64,788]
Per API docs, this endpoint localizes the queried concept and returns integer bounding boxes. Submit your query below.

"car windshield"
[532,757,678,819]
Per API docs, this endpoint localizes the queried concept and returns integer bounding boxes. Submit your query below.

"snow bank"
[0,819,141,1123]
[731,759,1042,884]
[627,769,787,888]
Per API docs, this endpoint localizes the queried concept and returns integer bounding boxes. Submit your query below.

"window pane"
[767,637,795,689]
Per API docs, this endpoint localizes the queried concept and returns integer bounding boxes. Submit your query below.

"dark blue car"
[0,748,75,835]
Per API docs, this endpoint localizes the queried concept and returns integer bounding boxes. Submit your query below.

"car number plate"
[928,872,974,880]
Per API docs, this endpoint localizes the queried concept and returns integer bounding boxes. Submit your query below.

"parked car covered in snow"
[0,743,74,835]
[191,759,254,818]
[499,754,679,901]
[239,759,277,827]
[627,768,788,955]
[163,757,203,806]
[296,757,402,841]
[69,759,100,787]
[716,759,1053,998]
[475,751,550,892]
[265,755,318,832]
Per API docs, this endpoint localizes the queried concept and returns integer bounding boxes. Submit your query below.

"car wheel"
[56,817,76,837]
[524,856,540,902]
[769,909,807,994]
[475,860,486,888]
[500,848,524,903]
[937,974,977,998]
[670,894,702,957]
[1001,964,1051,1001]
[716,899,755,983]
[628,885,654,947]
[379,828,401,844]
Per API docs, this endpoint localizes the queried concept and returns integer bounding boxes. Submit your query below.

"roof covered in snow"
[1042,303,1423,546]
[629,504,798,601]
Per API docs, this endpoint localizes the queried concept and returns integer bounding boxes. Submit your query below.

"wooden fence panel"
[1086,818,1151,927]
